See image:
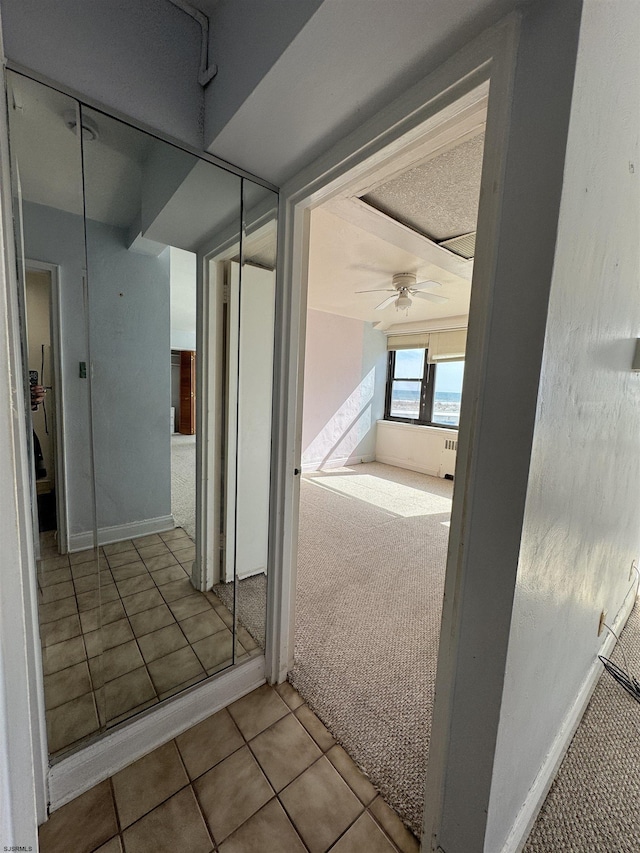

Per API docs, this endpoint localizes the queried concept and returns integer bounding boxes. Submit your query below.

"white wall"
[485,3,640,850]
[376,421,457,479]
[425,3,586,850]
[301,309,386,471]
[0,0,204,148]
[170,247,196,351]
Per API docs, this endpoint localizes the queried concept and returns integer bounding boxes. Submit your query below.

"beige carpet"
[171,434,196,540]
[525,602,640,852]
[289,462,453,834]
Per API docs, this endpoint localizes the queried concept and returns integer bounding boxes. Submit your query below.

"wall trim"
[301,453,375,473]
[374,454,440,478]
[67,514,176,552]
[47,655,265,813]
[500,590,637,853]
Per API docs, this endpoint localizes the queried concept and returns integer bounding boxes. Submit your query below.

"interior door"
[179,349,196,434]
[224,261,276,582]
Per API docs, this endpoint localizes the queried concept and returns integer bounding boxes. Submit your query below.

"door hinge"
[219,532,225,549]
[222,282,230,303]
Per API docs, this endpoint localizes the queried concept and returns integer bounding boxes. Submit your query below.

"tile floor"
[39,682,420,853]
[37,528,261,757]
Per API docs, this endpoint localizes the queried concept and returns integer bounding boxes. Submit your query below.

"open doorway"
[24,261,66,550]
[170,246,197,541]
[290,96,487,835]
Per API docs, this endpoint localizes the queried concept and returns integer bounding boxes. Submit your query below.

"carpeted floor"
[214,574,267,649]
[171,434,196,540]
[525,602,640,852]
[171,434,267,649]
[289,462,453,835]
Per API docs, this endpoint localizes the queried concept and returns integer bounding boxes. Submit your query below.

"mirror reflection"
[8,70,275,759]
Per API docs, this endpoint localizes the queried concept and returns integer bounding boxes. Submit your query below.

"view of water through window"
[389,349,464,426]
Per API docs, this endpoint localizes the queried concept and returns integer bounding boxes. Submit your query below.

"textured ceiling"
[362,132,484,242]
[306,207,472,328]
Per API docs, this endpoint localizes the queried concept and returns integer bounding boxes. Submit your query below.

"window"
[384,348,464,428]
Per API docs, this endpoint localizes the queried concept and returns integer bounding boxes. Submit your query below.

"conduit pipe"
[167,0,218,86]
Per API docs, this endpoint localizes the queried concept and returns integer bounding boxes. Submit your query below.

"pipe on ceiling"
[166,0,218,86]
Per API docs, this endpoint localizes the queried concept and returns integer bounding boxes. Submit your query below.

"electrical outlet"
[598,610,607,637]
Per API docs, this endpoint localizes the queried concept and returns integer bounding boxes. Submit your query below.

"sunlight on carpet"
[290,462,452,834]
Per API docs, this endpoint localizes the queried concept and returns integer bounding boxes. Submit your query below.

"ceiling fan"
[356,272,449,311]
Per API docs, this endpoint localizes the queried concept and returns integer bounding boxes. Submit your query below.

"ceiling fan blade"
[375,294,400,310]
[412,279,442,291]
[412,290,449,304]
[355,287,395,294]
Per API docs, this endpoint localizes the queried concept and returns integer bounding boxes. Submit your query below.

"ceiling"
[8,71,271,258]
[306,128,485,332]
[362,133,484,243]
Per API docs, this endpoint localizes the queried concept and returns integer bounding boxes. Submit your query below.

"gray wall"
[204,0,323,145]
[204,0,527,184]
[485,2,640,848]
[0,0,204,147]
[86,219,171,533]
[23,201,171,540]
[22,202,94,539]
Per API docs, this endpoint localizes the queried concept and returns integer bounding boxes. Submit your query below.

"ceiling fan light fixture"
[396,292,412,311]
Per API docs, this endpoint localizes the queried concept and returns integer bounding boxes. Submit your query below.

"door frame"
[266,12,522,851]
[267,10,519,678]
[25,259,68,554]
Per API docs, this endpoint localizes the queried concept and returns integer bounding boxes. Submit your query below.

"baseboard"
[499,589,637,853]
[301,453,375,473]
[47,655,265,814]
[67,514,176,552]
[374,453,439,477]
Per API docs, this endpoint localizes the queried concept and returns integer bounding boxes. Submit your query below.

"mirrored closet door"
[6,69,276,760]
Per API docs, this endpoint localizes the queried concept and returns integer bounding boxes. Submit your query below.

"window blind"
[386,329,467,359]
[426,329,467,362]
[386,333,431,351]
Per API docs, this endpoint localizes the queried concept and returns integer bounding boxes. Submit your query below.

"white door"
[224,261,276,582]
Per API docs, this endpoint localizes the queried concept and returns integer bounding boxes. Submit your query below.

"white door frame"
[266,11,519,679]
[265,11,522,852]
[25,259,68,554]
[0,65,48,841]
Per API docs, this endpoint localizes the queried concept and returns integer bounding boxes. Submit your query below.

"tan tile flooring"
[37,528,261,757]
[39,682,420,853]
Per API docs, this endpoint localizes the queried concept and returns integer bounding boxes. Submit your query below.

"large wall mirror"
[7,69,277,760]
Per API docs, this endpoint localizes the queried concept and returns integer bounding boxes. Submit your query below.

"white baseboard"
[301,453,375,473]
[499,589,637,853]
[47,655,265,813]
[67,514,176,552]
[374,453,440,477]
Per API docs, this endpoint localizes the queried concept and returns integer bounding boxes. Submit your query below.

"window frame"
[384,348,462,430]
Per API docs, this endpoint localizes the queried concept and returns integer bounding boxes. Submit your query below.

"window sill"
[377,419,459,436]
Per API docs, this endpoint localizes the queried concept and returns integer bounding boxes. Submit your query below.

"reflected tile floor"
[38,682,420,853]
[37,528,261,758]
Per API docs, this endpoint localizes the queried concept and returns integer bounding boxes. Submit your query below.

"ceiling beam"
[324,196,473,281]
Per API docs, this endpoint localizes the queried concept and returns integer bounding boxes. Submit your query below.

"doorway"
[24,261,66,551]
[290,104,485,834]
